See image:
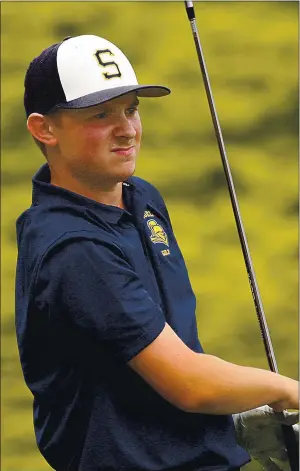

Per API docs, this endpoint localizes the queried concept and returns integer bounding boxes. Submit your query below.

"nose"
[113,114,136,140]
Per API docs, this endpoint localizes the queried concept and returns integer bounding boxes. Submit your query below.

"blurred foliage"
[1,2,298,470]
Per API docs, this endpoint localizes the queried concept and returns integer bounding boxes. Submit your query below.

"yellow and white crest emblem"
[147,219,169,247]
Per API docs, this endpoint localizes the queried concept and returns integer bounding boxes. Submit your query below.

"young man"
[16,35,298,471]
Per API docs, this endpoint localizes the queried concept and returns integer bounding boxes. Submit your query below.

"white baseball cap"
[24,34,170,117]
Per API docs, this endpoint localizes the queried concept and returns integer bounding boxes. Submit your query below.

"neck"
[49,165,124,208]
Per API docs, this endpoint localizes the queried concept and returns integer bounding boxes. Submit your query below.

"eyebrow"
[81,97,140,118]
[96,97,139,111]
[103,97,140,111]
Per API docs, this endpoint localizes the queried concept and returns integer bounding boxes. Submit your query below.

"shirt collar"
[32,163,144,224]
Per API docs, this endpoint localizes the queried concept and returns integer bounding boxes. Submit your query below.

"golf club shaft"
[184,2,299,470]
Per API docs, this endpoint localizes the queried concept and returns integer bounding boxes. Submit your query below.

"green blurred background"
[1,2,298,470]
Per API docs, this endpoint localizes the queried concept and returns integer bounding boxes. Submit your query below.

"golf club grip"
[280,422,299,470]
[184,3,299,470]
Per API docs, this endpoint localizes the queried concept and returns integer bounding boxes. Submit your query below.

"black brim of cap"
[50,85,171,112]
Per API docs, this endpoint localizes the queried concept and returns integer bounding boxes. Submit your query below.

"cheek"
[81,127,109,148]
[58,128,109,165]
[57,127,86,152]
[67,127,111,160]
[134,119,142,144]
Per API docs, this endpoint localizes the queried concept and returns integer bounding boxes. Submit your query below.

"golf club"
[184,2,299,470]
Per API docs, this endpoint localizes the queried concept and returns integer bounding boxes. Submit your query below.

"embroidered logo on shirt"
[144,210,154,219]
[147,219,169,247]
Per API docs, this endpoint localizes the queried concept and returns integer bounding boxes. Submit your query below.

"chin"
[118,161,136,181]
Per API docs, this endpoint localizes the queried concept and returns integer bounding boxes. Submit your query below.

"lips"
[111,146,135,156]
[112,146,134,152]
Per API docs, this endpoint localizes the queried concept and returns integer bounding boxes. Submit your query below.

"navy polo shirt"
[15,164,250,471]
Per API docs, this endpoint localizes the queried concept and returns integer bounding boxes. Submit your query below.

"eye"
[94,111,108,119]
[126,106,138,116]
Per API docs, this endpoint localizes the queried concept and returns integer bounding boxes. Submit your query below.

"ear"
[27,113,58,148]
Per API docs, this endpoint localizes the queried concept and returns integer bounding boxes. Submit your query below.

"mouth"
[111,146,135,157]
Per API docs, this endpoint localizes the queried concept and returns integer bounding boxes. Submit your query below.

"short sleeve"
[34,238,166,363]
